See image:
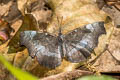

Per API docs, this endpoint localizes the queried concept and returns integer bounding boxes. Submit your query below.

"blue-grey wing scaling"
[63,22,106,63]
[20,21,106,68]
[20,31,62,69]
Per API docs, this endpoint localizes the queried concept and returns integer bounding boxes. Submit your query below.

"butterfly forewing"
[20,31,62,69]
[63,27,90,62]
[63,22,106,63]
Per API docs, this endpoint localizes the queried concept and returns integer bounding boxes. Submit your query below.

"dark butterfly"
[20,22,106,69]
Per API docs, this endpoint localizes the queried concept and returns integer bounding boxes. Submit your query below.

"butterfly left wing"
[20,31,62,69]
[63,22,106,63]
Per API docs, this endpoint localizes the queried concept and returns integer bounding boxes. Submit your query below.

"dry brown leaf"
[93,28,120,73]
[17,0,39,15]
[41,70,93,80]
[46,0,107,34]
[97,0,120,27]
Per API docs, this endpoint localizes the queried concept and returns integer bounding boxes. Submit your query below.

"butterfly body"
[20,22,106,69]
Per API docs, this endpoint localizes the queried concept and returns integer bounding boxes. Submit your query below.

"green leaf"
[0,55,38,80]
[77,75,117,80]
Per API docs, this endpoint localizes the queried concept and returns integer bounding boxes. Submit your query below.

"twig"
[40,70,93,80]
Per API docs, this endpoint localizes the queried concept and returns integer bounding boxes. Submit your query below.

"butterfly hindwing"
[20,31,62,69]
[63,22,106,63]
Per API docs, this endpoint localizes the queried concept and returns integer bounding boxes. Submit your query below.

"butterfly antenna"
[57,16,63,36]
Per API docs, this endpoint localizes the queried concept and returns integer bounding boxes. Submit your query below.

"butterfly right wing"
[20,31,62,69]
[63,22,106,63]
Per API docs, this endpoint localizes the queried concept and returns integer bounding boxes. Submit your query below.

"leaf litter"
[0,0,120,80]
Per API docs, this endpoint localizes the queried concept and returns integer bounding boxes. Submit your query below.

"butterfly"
[20,21,106,69]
